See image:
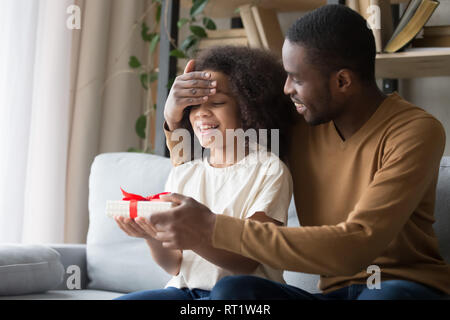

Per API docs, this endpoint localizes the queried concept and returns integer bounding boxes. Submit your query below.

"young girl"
[114,46,297,300]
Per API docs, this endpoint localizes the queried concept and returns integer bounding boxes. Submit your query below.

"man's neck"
[333,84,387,141]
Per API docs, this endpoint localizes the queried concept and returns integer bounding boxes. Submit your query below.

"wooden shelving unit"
[181,0,408,18]
[181,0,450,79]
[376,49,450,78]
[155,0,448,156]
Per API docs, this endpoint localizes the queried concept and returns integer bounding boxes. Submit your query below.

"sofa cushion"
[0,244,64,296]
[0,289,122,300]
[87,153,172,293]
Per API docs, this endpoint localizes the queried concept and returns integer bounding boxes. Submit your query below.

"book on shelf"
[348,0,440,53]
[238,4,262,48]
[412,25,450,47]
[412,35,450,47]
[198,29,248,50]
[384,0,440,53]
[250,5,284,57]
[238,4,284,57]
[197,4,284,57]
[423,25,450,37]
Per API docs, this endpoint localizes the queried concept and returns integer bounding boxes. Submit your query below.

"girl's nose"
[194,104,212,117]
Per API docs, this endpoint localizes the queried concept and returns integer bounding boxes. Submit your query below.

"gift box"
[105,187,174,219]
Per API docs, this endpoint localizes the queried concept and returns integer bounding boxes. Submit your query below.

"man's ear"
[334,69,353,92]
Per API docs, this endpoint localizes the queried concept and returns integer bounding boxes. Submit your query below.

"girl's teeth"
[199,125,218,130]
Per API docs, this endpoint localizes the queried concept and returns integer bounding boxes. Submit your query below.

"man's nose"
[284,77,294,96]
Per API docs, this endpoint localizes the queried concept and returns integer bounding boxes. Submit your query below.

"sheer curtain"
[0,0,74,243]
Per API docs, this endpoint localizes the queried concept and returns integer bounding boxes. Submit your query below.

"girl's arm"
[144,236,182,276]
[192,212,282,274]
[114,216,182,276]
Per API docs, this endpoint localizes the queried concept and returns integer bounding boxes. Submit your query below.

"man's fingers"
[178,71,212,82]
[184,59,195,74]
[154,231,175,243]
[175,96,209,108]
[174,88,216,98]
[161,241,178,250]
[159,192,186,205]
[175,78,217,89]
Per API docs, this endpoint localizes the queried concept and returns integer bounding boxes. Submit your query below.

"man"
[151,5,450,299]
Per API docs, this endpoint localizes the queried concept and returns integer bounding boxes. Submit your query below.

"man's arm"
[191,213,282,274]
[211,118,446,276]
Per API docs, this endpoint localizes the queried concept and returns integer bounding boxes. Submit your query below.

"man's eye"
[293,78,302,84]
[212,102,225,106]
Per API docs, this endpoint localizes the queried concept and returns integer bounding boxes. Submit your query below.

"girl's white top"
[164,145,293,290]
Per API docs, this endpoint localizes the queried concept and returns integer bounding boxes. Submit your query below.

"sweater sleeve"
[212,118,446,276]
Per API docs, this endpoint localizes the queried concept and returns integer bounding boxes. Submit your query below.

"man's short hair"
[286,4,376,82]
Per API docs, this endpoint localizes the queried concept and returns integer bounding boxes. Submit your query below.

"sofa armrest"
[49,244,88,290]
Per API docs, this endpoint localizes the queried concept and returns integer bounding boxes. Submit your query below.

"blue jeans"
[209,275,447,300]
[114,286,211,300]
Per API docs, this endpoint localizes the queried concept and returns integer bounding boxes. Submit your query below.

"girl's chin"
[197,137,222,149]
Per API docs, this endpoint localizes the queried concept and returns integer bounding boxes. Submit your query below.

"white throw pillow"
[0,244,64,296]
[87,153,172,293]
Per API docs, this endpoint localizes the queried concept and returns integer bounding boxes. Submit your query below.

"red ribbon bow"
[120,187,170,219]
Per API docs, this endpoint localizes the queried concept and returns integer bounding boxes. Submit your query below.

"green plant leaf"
[127,147,143,153]
[129,56,141,69]
[170,49,187,58]
[141,22,153,42]
[190,0,209,17]
[153,103,157,110]
[156,3,161,23]
[180,34,197,51]
[149,34,160,54]
[140,73,148,90]
[135,115,147,139]
[202,17,216,30]
[177,18,190,29]
[190,25,207,38]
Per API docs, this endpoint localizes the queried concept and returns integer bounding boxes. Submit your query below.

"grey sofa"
[1,153,449,300]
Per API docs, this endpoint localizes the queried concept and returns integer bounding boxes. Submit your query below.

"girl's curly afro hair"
[181,45,297,162]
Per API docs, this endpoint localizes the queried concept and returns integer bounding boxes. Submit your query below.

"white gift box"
[105,200,174,219]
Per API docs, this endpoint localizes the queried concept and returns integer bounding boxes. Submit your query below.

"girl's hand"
[164,59,217,131]
[114,216,157,240]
